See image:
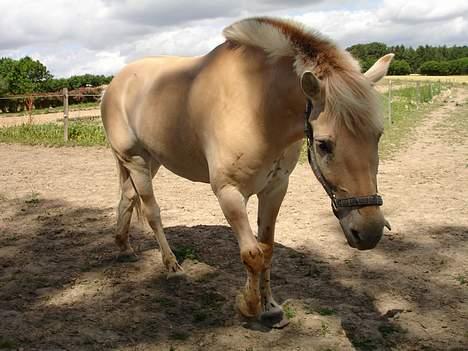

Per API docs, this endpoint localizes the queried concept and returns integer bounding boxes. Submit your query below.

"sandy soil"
[0,88,467,350]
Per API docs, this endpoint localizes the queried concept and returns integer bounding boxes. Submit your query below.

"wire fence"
[379,79,451,126]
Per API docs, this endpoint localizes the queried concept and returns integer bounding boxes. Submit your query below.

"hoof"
[259,305,288,328]
[116,250,139,262]
[236,292,260,318]
[166,262,185,279]
[167,269,186,280]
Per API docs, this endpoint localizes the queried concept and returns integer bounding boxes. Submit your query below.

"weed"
[319,321,330,336]
[283,304,296,319]
[455,274,467,285]
[378,324,399,337]
[0,337,16,349]
[169,330,190,341]
[25,191,40,204]
[173,246,197,262]
[317,307,336,316]
[351,337,376,350]
[154,296,177,308]
[193,309,208,323]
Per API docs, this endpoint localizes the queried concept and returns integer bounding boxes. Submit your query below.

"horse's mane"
[223,17,383,136]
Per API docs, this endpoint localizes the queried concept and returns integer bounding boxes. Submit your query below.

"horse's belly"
[148,144,211,183]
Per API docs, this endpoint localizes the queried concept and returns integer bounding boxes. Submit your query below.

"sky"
[0,0,467,77]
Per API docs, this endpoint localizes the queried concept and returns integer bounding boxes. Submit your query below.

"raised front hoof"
[236,293,261,318]
[260,309,289,329]
[116,250,139,262]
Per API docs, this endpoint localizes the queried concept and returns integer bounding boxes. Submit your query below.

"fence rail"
[0,79,451,142]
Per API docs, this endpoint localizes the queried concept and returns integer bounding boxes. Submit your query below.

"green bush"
[420,61,449,75]
[388,60,411,75]
[448,57,468,75]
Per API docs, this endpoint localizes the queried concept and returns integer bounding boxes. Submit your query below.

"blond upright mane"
[223,17,383,136]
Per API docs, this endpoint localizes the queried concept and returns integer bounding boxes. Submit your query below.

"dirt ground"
[0,88,467,351]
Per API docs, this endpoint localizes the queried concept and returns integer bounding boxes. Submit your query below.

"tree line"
[347,42,468,75]
[1,43,468,97]
[0,56,112,96]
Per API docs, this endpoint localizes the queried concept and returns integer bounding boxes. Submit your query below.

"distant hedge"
[420,58,468,75]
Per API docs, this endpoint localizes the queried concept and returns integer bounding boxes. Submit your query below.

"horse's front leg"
[257,178,289,327]
[214,185,266,317]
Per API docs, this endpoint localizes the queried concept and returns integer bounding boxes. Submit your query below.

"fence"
[0,80,451,142]
[0,88,102,140]
[380,79,448,125]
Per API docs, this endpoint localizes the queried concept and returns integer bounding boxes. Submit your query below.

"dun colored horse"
[101,17,393,327]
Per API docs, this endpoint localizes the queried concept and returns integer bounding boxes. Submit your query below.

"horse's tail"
[115,153,143,221]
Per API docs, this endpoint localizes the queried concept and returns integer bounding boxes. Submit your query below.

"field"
[386,75,468,84]
[0,86,467,350]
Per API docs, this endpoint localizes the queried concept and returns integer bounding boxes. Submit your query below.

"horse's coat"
[101,17,393,326]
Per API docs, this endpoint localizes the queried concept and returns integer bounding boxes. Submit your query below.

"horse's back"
[101,55,212,181]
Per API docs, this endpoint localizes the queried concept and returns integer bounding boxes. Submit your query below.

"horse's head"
[300,54,394,250]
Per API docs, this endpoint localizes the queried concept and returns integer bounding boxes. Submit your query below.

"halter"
[304,99,383,219]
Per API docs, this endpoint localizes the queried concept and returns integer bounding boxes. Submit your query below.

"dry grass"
[385,75,468,84]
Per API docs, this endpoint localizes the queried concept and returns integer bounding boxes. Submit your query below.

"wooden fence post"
[388,80,392,124]
[63,88,69,142]
[416,82,420,107]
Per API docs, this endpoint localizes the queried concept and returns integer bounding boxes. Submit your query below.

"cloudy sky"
[1,0,467,77]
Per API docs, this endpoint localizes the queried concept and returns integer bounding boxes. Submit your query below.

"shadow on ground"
[0,196,466,350]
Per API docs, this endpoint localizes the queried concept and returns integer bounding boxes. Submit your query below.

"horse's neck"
[259,57,306,148]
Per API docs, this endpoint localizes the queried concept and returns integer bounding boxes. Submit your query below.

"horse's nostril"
[351,229,361,243]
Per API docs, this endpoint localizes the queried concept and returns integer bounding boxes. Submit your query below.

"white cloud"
[0,0,466,77]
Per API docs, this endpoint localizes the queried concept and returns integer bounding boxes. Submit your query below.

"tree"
[388,60,411,75]
[0,76,8,96]
[0,56,52,94]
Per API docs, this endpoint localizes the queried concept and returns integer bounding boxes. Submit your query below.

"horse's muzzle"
[338,208,388,250]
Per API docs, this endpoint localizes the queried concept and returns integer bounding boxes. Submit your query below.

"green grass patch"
[0,336,16,349]
[173,246,198,262]
[455,274,467,286]
[283,303,297,319]
[0,119,107,146]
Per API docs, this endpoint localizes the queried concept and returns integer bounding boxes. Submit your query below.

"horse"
[101,17,393,327]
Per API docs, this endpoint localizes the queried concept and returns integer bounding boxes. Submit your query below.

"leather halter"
[304,99,383,219]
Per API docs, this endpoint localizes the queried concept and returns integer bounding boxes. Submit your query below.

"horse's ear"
[301,71,320,99]
[364,53,395,84]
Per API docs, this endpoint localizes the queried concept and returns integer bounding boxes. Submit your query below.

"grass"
[455,274,467,286]
[319,321,330,336]
[0,101,100,117]
[378,81,447,159]
[385,75,468,84]
[173,246,198,262]
[0,337,16,349]
[283,303,297,319]
[0,119,107,146]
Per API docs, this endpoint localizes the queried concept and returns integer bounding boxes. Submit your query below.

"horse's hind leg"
[114,160,161,260]
[115,176,139,261]
[124,155,184,277]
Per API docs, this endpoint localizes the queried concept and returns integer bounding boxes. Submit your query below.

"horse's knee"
[240,244,265,273]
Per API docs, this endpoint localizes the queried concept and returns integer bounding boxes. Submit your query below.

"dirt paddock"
[0,89,467,350]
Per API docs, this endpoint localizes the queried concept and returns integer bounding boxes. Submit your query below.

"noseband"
[304,99,383,219]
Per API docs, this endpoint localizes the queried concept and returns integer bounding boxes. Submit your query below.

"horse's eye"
[317,140,333,154]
